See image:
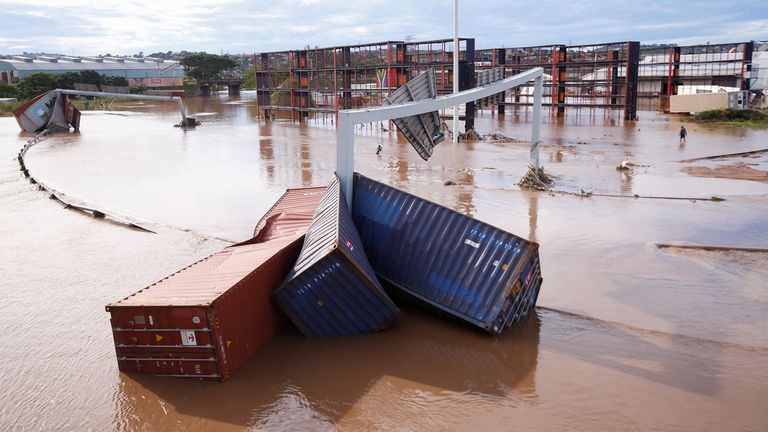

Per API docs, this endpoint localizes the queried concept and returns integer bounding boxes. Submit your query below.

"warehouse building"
[0,55,183,87]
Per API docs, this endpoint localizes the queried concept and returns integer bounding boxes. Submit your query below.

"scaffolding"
[475,41,641,120]
[637,42,754,111]
[253,38,476,127]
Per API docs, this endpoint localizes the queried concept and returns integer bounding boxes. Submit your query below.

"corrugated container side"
[12,91,56,133]
[381,69,444,161]
[206,239,302,379]
[273,175,400,337]
[351,173,542,334]
[235,187,325,245]
[108,305,219,378]
[107,236,305,380]
[106,188,326,380]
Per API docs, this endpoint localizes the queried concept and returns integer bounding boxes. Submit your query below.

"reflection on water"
[113,308,540,431]
[1,94,767,431]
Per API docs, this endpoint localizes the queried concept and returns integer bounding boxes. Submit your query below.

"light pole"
[452,0,459,143]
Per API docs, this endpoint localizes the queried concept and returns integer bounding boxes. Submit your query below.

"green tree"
[54,72,82,90]
[242,66,255,89]
[77,70,102,85]
[17,72,58,100]
[0,81,18,98]
[180,53,238,81]
[101,76,128,86]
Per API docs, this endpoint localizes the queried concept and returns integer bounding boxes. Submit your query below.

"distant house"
[0,55,184,87]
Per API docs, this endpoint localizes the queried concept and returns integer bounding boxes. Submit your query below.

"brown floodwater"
[1,93,767,431]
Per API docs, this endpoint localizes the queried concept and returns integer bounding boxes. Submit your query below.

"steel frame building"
[253,38,477,128]
[253,39,756,123]
[636,42,754,111]
[475,42,641,120]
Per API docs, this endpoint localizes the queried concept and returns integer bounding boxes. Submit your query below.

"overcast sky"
[0,0,766,55]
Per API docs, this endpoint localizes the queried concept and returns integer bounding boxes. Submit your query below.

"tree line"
[0,70,128,101]
[1,53,254,103]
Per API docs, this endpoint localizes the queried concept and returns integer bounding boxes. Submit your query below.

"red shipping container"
[106,188,325,380]
[241,186,326,244]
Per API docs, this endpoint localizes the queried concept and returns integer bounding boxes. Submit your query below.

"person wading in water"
[680,125,687,143]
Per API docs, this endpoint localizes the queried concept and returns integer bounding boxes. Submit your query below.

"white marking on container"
[464,239,480,248]
[181,330,197,346]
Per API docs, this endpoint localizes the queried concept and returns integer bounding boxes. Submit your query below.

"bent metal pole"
[56,89,189,125]
[336,67,544,207]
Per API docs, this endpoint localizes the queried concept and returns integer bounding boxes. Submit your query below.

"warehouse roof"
[0,55,182,72]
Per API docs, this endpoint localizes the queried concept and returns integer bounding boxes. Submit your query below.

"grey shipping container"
[273,175,400,337]
[381,69,445,161]
[351,173,542,334]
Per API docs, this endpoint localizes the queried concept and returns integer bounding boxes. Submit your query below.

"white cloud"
[0,0,766,54]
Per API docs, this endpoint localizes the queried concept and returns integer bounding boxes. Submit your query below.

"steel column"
[531,75,542,172]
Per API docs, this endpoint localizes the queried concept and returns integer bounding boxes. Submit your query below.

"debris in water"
[459,129,482,141]
[175,117,201,127]
[617,157,631,170]
[518,166,554,191]
[484,132,519,143]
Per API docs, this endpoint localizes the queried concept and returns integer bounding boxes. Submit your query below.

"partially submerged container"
[273,175,400,337]
[106,187,325,380]
[12,90,80,133]
[351,173,542,334]
[239,187,326,245]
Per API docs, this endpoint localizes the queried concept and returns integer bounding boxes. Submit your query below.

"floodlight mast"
[452,0,459,143]
[336,67,545,207]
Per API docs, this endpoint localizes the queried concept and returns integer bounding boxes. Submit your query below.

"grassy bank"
[1,102,20,117]
[694,108,768,127]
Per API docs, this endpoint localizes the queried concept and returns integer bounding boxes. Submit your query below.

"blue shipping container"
[273,175,400,337]
[351,173,543,334]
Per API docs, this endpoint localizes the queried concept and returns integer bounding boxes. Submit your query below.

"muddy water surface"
[1,94,766,431]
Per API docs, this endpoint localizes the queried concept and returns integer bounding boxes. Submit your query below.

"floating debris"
[484,132,519,143]
[617,157,631,170]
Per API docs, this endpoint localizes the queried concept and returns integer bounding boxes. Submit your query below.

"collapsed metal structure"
[253,39,756,122]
